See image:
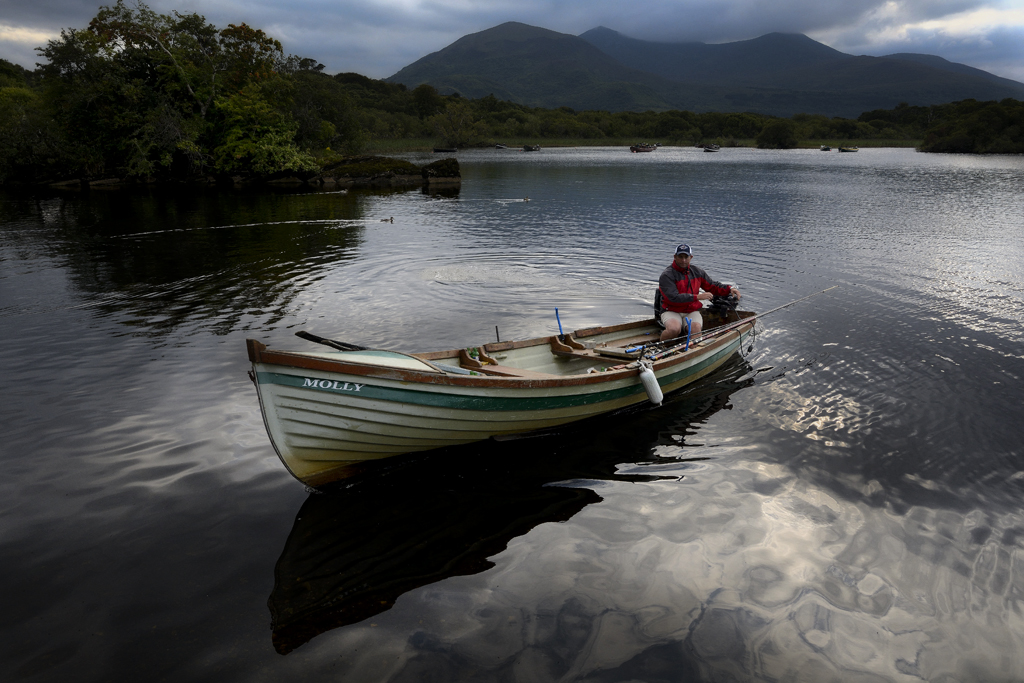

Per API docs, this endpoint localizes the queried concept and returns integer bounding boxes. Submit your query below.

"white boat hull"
[249,317,753,485]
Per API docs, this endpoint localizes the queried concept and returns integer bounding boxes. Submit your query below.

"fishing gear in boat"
[685,285,839,348]
[633,285,839,363]
[625,286,836,405]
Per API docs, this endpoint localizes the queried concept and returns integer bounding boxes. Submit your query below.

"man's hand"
[697,292,714,301]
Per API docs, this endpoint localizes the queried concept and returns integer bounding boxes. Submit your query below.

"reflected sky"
[305,452,1024,682]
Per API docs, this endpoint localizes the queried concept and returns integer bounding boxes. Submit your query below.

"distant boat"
[703,145,720,153]
[630,144,656,153]
[820,145,831,151]
[433,147,457,153]
[523,145,541,152]
[838,146,859,152]
[495,144,507,149]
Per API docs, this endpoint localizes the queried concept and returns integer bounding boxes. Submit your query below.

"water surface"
[2,147,1023,682]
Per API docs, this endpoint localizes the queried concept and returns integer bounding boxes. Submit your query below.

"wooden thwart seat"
[457,347,553,378]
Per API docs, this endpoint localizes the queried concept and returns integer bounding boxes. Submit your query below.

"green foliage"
[413,84,445,119]
[430,100,478,147]
[918,99,1024,154]
[25,0,316,180]
[0,86,67,182]
[0,59,34,88]
[287,68,363,154]
[756,119,798,148]
[212,82,317,174]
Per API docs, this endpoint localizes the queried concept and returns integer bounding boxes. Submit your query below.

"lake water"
[2,146,1023,682]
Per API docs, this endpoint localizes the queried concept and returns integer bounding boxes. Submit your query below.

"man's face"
[674,253,692,266]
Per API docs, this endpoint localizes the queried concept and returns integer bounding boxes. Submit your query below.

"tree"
[212,81,316,174]
[756,119,798,149]
[412,83,444,119]
[0,86,66,182]
[287,66,364,153]
[33,0,316,179]
[430,99,476,147]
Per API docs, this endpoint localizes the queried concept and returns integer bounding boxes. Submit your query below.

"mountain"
[882,52,1024,90]
[387,23,1024,117]
[580,27,1024,116]
[386,22,688,112]
[578,27,851,88]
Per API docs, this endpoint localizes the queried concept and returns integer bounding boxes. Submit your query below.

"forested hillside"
[1,2,1021,185]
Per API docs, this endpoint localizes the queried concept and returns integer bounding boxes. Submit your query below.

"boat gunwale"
[246,315,754,391]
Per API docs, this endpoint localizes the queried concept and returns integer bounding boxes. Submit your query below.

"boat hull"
[249,318,753,486]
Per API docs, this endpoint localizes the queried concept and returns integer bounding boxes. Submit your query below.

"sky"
[2,0,1023,83]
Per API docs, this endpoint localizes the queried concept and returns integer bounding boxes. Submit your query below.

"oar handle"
[295,331,367,352]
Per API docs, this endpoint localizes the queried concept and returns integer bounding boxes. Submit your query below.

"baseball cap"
[674,244,693,256]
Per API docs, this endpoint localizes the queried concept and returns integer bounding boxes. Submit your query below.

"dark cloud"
[0,0,101,28]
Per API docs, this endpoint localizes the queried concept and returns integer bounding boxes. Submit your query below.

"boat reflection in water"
[267,458,600,654]
[267,355,757,655]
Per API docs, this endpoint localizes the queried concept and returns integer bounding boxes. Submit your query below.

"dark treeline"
[1,2,1022,185]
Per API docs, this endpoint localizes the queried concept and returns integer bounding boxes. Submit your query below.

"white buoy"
[638,361,663,406]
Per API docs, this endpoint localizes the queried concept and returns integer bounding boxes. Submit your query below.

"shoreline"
[0,140,936,189]
[13,156,462,191]
[362,138,923,153]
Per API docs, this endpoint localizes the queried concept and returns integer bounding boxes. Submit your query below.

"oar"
[295,330,367,352]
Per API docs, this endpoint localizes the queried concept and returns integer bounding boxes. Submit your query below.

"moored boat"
[523,144,541,151]
[630,144,656,153]
[247,310,756,486]
[820,145,831,151]
[838,146,859,152]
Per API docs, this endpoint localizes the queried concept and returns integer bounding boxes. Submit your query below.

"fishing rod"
[688,284,839,348]
[636,285,839,360]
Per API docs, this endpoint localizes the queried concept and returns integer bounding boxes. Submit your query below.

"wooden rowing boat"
[247,310,756,486]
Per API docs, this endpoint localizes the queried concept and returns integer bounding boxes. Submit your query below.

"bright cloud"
[0,24,56,45]
[812,3,1024,81]
[0,24,58,69]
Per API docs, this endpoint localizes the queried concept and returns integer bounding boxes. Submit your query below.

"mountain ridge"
[386,23,1024,117]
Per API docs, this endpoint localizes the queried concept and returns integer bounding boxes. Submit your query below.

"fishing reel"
[708,292,739,315]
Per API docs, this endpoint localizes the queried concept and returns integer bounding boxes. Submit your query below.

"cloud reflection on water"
[315,454,1023,682]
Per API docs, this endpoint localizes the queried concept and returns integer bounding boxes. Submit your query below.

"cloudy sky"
[2,0,1023,82]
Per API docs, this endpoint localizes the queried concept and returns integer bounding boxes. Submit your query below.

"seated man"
[658,244,740,342]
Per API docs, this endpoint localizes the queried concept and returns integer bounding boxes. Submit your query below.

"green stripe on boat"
[256,344,733,411]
